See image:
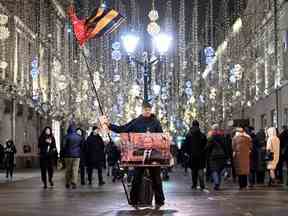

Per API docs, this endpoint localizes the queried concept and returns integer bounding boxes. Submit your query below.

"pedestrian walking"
[0,143,4,169]
[100,101,166,209]
[266,127,280,186]
[76,128,87,185]
[246,127,258,187]
[3,140,17,181]
[232,128,252,190]
[206,124,228,190]
[86,126,106,186]
[279,126,288,185]
[38,127,58,189]
[62,123,83,189]
[255,129,267,184]
[183,120,207,190]
[106,141,121,182]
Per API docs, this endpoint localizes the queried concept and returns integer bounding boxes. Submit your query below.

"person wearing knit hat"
[99,100,165,209]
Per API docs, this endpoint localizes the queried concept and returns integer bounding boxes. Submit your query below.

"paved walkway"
[0,169,288,216]
[0,169,41,183]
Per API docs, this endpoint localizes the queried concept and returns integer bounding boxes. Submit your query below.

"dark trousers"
[276,157,284,183]
[256,171,265,184]
[40,158,54,185]
[80,164,86,185]
[191,168,205,189]
[87,166,103,184]
[130,167,165,205]
[6,163,14,178]
[249,170,256,186]
[238,175,248,189]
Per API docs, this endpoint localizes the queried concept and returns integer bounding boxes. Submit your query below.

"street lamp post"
[121,33,172,101]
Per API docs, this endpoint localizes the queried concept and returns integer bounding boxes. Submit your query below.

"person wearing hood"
[232,128,252,190]
[255,129,267,184]
[4,140,17,181]
[100,101,165,209]
[206,124,228,190]
[183,120,207,190]
[38,127,57,189]
[266,127,280,186]
[86,126,106,186]
[62,123,83,189]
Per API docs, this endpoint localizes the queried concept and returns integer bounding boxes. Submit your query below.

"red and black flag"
[68,5,126,46]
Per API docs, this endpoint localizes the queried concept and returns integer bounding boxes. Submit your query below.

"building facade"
[203,0,288,131]
[0,0,78,167]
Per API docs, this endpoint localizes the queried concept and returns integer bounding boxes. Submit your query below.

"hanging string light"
[147,0,160,37]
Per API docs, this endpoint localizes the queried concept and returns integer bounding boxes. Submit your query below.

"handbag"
[264,150,274,161]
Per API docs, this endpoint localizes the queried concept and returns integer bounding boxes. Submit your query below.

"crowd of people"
[182,121,288,190]
[1,100,288,210]
[37,124,121,189]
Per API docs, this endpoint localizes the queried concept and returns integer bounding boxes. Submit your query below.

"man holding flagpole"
[100,101,166,209]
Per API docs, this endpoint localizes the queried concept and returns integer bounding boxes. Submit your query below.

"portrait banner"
[119,133,171,167]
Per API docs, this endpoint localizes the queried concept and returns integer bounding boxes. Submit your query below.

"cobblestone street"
[0,169,288,216]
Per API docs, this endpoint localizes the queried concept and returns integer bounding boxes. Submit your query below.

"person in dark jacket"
[279,126,288,185]
[86,126,106,186]
[4,140,17,180]
[255,129,267,184]
[206,124,228,190]
[62,123,83,189]
[100,101,165,209]
[0,143,4,169]
[183,120,207,190]
[246,127,259,187]
[106,141,121,182]
[76,128,87,185]
[38,127,57,189]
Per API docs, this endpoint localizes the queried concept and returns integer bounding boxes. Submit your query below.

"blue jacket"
[62,125,83,158]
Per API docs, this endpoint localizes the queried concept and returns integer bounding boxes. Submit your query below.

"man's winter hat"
[192,120,200,127]
[142,100,152,108]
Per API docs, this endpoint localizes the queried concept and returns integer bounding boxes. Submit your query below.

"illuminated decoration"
[112,41,121,50]
[113,74,121,82]
[0,14,8,25]
[0,60,8,69]
[31,57,39,80]
[209,88,217,100]
[178,0,186,93]
[153,33,172,54]
[0,14,9,40]
[152,84,161,96]
[229,63,243,83]
[185,80,192,88]
[93,71,101,90]
[111,50,122,61]
[235,91,241,97]
[204,46,215,65]
[148,10,159,21]
[185,87,193,97]
[247,101,252,107]
[232,18,242,33]
[129,83,141,97]
[121,34,139,54]
[147,22,160,37]
[199,95,205,104]
[147,0,160,37]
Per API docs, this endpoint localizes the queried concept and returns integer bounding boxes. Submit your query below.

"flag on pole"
[68,5,126,46]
